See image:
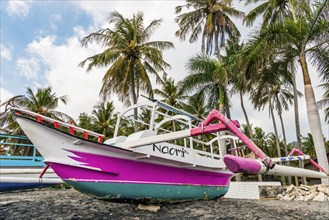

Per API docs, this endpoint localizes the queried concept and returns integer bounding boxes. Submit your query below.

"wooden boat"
[10,99,328,202]
[0,134,63,191]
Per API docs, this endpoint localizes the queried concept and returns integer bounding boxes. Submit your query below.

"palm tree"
[251,81,283,160]
[154,77,186,108]
[244,0,311,154]
[302,133,317,159]
[0,87,71,133]
[183,93,208,119]
[180,53,230,114]
[253,127,271,156]
[175,1,244,126]
[91,101,117,138]
[221,37,255,139]
[243,0,310,27]
[180,53,233,154]
[250,61,298,185]
[154,77,187,138]
[245,1,329,184]
[79,11,174,131]
[78,113,94,131]
[175,0,244,55]
[0,87,70,155]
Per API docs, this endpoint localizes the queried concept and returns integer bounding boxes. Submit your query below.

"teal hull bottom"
[65,180,229,203]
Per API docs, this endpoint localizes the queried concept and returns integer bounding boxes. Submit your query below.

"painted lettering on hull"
[153,144,188,158]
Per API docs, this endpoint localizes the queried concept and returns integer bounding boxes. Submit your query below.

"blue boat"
[0,133,62,191]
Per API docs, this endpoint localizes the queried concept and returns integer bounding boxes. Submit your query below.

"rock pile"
[277,185,329,202]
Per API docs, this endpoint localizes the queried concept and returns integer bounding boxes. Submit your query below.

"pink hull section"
[50,150,232,186]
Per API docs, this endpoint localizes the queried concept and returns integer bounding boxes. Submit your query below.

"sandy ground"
[0,188,328,219]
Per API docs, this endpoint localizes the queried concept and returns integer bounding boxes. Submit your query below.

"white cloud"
[0,87,14,112]
[71,1,329,141]
[23,34,104,118]
[4,1,326,142]
[50,14,62,31]
[6,0,32,17]
[16,56,40,79]
[0,44,12,60]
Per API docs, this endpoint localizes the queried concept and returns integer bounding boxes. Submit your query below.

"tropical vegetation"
[1,0,328,184]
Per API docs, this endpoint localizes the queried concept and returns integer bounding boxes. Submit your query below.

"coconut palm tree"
[91,101,117,138]
[244,0,311,154]
[302,133,317,159]
[245,1,329,183]
[221,37,255,140]
[253,127,271,156]
[180,53,230,114]
[78,113,94,131]
[79,11,174,131]
[180,53,233,154]
[176,1,244,124]
[183,93,208,119]
[154,77,187,138]
[0,87,70,155]
[154,77,186,109]
[251,81,283,160]
[243,0,310,27]
[175,0,244,55]
[0,87,71,133]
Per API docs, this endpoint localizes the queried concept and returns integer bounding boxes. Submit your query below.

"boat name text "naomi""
[153,144,187,157]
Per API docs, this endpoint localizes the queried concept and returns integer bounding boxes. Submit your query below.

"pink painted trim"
[190,123,227,136]
[191,109,274,168]
[289,148,328,174]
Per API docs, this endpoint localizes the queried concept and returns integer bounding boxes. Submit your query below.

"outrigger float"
[0,134,62,191]
[10,98,328,203]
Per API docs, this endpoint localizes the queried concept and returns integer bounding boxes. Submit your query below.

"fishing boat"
[10,98,328,202]
[0,134,63,191]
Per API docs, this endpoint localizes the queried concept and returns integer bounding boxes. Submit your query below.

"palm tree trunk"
[218,86,227,156]
[269,99,286,185]
[278,111,292,185]
[269,101,282,158]
[240,92,253,140]
[172,120,177,145]
[299,52,329,185]
[292,69,306,185]
[131,77,138,132]
[292,70,302,149]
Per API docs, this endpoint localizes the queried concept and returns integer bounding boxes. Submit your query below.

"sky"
[0,0,328,143]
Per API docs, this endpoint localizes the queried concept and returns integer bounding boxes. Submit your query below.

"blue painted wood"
[0,133,45,168]
[0,182,53,191]
[0,156,43,160]
[0,158,45,167]
[1,142,34,147]
[0,134,29,139]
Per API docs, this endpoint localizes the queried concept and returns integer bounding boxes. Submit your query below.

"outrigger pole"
[120,109,274,168]
[224,155,328,179]
[119,107,328,178]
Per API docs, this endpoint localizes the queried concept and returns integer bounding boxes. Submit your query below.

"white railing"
[11,108,104,142]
